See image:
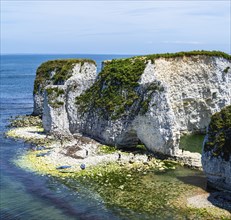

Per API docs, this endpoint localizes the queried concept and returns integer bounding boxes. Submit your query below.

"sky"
[1,0,230,55]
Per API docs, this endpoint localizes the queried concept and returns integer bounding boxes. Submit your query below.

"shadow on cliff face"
[207,191,231,212]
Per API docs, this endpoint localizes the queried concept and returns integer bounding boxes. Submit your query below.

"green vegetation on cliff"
[75,58,163,119]
[204,105,231,161]
[76,58,143,118]
[33,59,96,95]
[45,87,65,108]
[75,50,230,120]
[143,50,231,61]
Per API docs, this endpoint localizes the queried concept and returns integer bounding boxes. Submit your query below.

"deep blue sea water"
[0,54,135,220]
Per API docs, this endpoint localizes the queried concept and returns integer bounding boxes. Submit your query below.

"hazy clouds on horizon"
[1,1,230,54]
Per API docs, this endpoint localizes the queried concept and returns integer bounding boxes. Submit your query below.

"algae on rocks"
[9,115,42,128]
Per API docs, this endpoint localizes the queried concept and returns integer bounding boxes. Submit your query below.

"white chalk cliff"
[42,61,97,135]
[35,52,231,157]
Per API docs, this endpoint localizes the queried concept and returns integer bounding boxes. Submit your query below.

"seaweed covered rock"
[202,105,231,191]
[41,51,231,156]
[32,59,96,116]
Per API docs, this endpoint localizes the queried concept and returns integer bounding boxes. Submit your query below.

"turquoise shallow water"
[0,54,206,220]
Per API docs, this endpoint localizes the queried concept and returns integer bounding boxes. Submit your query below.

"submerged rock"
[202,105,231,192]
[80,164,86,170]
[56,165,72,169]
[36,51,231,156]
[36,152,50,157]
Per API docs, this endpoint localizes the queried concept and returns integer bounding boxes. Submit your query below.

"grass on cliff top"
[75,58,163,119]
[142,50,231,61]
[33,58,96,95]
[204,105,231,161]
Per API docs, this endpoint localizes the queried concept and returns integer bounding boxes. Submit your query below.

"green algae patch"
[5,126,56,146]
[14,150,77,178]
[13,147,230,219]
[15,151,55,175]
[8,115,42,128]
[179,134,205,153]
[6,126,44,139]
[204,105,231,161]
[65,162,230,219]
[98,145,118,154]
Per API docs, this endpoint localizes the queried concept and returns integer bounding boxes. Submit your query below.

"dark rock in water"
[56,165,72,169]
[80,164,86,170]
[36,151,50,157]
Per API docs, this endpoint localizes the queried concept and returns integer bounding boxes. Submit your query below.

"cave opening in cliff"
[179,133,205,154]
[119,139,148,154]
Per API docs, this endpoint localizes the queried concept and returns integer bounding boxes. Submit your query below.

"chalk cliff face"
[41,61,97,135]
[38,51,231,156]
[32,59,96,116]
[132,56,230,155]
[202,105,231,191]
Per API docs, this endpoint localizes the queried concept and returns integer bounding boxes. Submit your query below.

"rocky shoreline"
[6,124,202,175]
[5,51,231,218]
[5,117,231,218]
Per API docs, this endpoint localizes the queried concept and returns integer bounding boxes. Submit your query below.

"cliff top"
[141,50,231,61]
[33,51,230,95]
[75,50,230,120]
[34,58,96,94]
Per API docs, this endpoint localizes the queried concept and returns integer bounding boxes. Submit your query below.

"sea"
[0,54,206,220]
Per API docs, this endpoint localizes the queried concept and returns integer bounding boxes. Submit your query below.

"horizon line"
[1,50,230,56]
[0,52,138,56]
